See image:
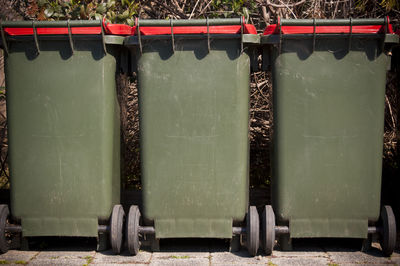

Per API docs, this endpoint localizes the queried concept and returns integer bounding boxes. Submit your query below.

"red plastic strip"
[134,24,257,35]
[4,23,133,36]
[5,27,101,35]
[263,24,393,35]
[104,23,134,35]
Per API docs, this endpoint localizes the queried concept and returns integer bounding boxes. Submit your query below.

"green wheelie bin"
[260,18,399,256]
[394,30,400,73]
[0,20,131,254]
[124,18,260,256]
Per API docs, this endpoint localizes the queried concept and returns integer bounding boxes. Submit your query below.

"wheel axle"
[4,225,21,233]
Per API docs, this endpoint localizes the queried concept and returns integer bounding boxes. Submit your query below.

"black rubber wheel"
[110,205,125,254]
[0,205,10,254]
[262,205,275,255]
[380,205,396,257]
[127,205,141,255]
[246,206,259,256]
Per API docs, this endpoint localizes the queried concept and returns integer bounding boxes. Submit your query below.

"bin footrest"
[21,217,98,237]
[154,218,232,238]
[289,218,368,238]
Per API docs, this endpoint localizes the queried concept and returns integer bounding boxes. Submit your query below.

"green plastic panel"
[133,38,250,239]
[5,37,121,237]
[266,36,390,239]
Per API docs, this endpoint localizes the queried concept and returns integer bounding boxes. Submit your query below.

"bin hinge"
[240,16,244,53]
[206,17,210,53]
[67,19,74,55]
[101,20,107,55]
[312,18,316,52]
[170,19,175,53]
[278,16,282,54]
[136,18,143,54]
[0,21,9,55]
[348,17,353,51]
[32,21,40,55]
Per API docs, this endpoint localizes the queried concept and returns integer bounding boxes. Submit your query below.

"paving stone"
[270,257,330,266]
[152,252,210,259]
[327,250,391,264]
[94,264,149,266]
[0,250,38,263]
[272,246,327,258]
[272,251,328,258]
[151,251,210,266]
[35,250,95,260]
[267,238,326,258]
[390,251,400,257]
[93,249,152,264]
[338,263,398,266]
[1,239,399,265]
[210,251,268,265]
[389,256,400,265]
[150,257,209,266]
[29,258,87,265]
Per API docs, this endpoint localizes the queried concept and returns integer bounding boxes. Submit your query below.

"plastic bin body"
[394,30,400,73]
[262,20,398,239]
[128,20,258,238]
[2,22,127,237]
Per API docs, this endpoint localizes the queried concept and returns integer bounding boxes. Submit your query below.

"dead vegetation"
[0,50,8,189]
[0,0,399,188]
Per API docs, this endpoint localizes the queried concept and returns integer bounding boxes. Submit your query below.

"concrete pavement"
[1,238,399,265]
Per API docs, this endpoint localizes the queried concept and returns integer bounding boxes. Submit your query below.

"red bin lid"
[133,18,257,36]
[263,17,393,35]
[3,19,133,36]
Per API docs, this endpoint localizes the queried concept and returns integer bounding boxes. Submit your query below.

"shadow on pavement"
[147,238,229,253]
[9,235,394,259]
[23,237,98,252]
[280,238,386,258]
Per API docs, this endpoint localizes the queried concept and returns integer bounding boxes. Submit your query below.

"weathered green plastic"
[2,29,123,237]
[262,20,398,239]
[125,22,258,239]
[393,31,400,73]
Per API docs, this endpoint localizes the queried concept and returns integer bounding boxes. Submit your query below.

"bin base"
[289,218,368,239]
[21,217,98,237]
[154,218,233,239]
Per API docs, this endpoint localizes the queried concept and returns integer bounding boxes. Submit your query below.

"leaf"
[94,13,103,20]
[117,9,129,20]
[61,1,70,8]
[128,1,137,9]
[37,8,47,20]
[96,4,106,14]
[37,0,47,7]
[107,0,115,9]
[126,18,134,26]
[44,8,54,17]
[80,5,87,19]
[242,7,249,21]
[52,12,63,18]
[86,2,95,12]
[129,5,138,17]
